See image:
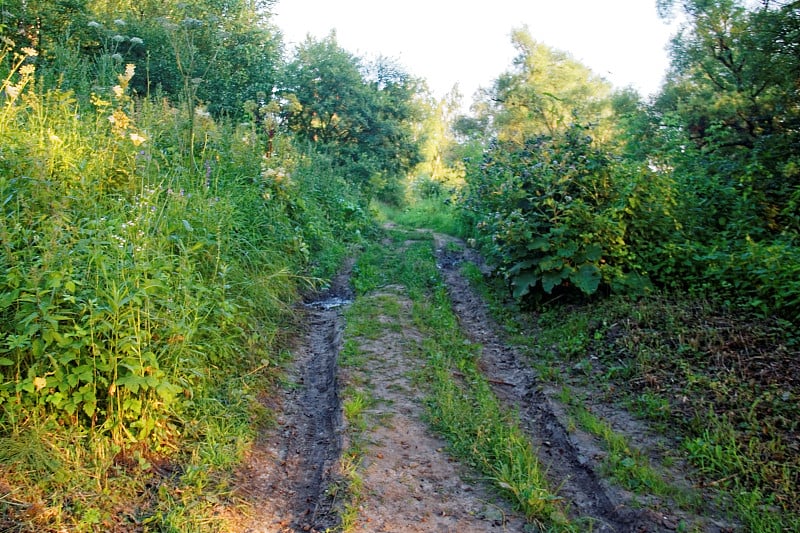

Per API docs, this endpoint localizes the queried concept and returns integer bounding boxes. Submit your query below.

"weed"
[468,272,800,529]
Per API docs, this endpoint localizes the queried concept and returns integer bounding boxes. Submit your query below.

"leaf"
[182,219,193,232]
[156,381,183,403]
[570,264,601,295]
[538,255,564,271]
[508,260,535,276]
[33,376,47,391]
[116,374,146,394]
[583,243,603,262]
[0,358,14,366]
[526,236,550,251]
[541,269,567,294]
[557,240,578,258]
[512,271,539,299]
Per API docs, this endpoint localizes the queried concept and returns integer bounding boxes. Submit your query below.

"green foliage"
[0,31,371,526]
[484,27,614,144]
[279,34,422,200]
[464,124,666,299]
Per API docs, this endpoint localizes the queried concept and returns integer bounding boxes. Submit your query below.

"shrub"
[463,124,668,300]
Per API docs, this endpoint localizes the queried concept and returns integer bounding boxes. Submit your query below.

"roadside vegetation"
[402,2,799,529]
[0,0,414,529]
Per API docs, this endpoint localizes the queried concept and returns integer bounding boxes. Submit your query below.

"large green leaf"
[571,264,601,295]
[541,268,569,294]
[583,243,603,262]
[526,236,551,251]
[512,270,539,299]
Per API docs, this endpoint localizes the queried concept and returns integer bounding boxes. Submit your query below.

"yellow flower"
[19,64,35,76]
[112,85,124,98]
[91,93,110,108]
[21,47,38,57]
[109,109,132,132]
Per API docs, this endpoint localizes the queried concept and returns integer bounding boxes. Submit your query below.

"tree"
[483,27,614,146]
[656,0,800,233]
[280,33,422,198]
[413,86,466,189]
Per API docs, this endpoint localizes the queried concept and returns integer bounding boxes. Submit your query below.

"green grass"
[376,197,467,236]
[460,261,800,531]
[349,231,573,529]
[558,387,699,511]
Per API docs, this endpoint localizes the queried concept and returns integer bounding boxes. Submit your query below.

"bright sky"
[272,0,679,103]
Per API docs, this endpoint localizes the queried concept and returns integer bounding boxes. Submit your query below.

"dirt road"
[231,230,734,532]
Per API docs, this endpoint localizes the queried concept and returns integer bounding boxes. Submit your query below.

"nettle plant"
[465,124,654,299]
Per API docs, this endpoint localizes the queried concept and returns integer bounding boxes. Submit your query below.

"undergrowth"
[0,42,368,530]
[462,254,800,531]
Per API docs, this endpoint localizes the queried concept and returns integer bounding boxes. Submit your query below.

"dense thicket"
[0,0,420,459]
[456,4,799,318]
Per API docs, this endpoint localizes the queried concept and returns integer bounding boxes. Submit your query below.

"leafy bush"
[463,124,669,299]
[0,48,369,449]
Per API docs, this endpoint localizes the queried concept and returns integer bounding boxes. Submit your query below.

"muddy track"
[433,235,677,533]
[233,232,727,532]
[234,263,354,533]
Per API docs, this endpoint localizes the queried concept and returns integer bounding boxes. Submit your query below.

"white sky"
[272,1,680,103]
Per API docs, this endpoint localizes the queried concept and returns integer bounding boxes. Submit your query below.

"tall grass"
[0,41,369,529]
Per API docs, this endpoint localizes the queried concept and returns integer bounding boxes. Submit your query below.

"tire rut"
[433,235,674,533]
[233,263,353,533]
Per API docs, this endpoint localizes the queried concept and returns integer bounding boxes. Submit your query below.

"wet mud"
[234,263,353,533]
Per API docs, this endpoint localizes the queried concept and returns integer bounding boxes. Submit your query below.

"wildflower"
[19,64,35,76]
[91,93,110,108]
[116,64,135,90]
[130,37,144,45]
[111,53,123,62]
[109,109,131,131]
[112,34,126,43]
[129,132,147,146]
[195,106,211,119]
[49,133,62,144]
[1,36,15,47]
[5,84,20,100]
[112,85,124,98]
[114,19,126,26]
[21,47,38,57]
[88,21,102,29]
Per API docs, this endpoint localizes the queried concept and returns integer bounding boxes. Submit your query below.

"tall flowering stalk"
[0,38,38,128]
